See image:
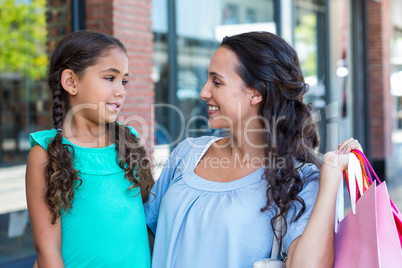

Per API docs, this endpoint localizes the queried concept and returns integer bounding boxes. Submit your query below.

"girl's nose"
[114,86,126,98]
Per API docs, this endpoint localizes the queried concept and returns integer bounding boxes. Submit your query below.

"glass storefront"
[327,0,354,148]
[152,0,275,147]
[0,0,49,168]
[391,0,402,126]
[294,0,328,152]
[389,0,402,181]
[0,0,371,265]
[0,0,72,265]
[152,0,347,155]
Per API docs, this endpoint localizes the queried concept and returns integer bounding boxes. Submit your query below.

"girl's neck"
[62,115,112,148]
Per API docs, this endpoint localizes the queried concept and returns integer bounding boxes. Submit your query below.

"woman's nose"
[200,82,211,100]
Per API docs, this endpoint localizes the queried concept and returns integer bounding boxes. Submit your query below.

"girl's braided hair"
[46,30,154,224]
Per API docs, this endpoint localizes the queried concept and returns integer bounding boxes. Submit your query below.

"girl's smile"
[107,101,122,113]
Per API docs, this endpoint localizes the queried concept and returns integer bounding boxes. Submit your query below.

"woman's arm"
[286,138,362,268]
[26,145,64,268]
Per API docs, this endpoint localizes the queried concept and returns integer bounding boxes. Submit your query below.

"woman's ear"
[250,90,262,106]
[61,69,78,95]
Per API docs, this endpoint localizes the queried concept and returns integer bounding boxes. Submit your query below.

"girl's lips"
[107,103,121,112]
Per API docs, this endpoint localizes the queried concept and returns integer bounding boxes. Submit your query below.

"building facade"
[0,0,399,265]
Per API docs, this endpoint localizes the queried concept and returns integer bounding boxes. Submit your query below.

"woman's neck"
[222,123,266,159]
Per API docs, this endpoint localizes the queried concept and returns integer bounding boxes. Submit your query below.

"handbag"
[253,161,314,268]
[253,216,286,268]
[334,150,402,268]
[253,161,312,268]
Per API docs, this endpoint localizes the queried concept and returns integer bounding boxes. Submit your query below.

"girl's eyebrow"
[102,68,129,76]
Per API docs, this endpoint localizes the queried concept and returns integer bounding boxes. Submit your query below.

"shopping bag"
[352,150,402,247]
[334,151,402,268]
[335,182,402,267]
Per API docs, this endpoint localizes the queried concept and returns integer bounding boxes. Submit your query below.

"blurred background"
[1,0,402,266]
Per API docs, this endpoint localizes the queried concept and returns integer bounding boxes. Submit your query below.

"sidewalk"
[0,165,26,215]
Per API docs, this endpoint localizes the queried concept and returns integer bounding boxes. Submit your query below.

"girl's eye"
[122,80,128,86]
[212,80,221,86]
[105,77,114,81]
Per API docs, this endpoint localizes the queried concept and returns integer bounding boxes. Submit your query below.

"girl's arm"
[26,145,64,268]
[285,138,362,268]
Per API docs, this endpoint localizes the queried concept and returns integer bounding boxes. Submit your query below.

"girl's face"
[70,47,129,125]
[200,47,260,130]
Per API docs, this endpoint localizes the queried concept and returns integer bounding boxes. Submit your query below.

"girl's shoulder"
[117,123,138,138]
[29,129,57,151]
[29,125,138,151]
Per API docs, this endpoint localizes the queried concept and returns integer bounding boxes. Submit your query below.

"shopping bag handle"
[350,150,401,215]
[351,150,381,185]
[336,151,373,231]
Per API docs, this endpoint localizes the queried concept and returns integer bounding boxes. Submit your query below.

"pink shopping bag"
[334,182,402,268]
[353,150,402,247]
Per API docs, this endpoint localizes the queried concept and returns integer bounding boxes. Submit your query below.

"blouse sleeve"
[283,164,320,252]
[144,140,188,234]
[125,125,139,138]
[29,129,57,150]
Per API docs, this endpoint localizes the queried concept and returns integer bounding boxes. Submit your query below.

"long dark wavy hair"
[221,32,320,238]
[46,30,154,224]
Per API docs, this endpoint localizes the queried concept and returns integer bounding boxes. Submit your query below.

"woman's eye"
[105,77,114,81]
[122,80,128,86]
[212,81,221,86]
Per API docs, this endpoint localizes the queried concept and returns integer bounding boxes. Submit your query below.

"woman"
[145,31,361,268]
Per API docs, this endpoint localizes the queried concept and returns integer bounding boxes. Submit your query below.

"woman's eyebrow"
[208,71,225,79]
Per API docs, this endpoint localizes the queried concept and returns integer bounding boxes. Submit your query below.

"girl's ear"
[61,69,78,95]
[250,90,262,106]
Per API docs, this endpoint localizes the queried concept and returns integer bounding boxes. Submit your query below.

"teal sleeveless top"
[30,128,151,268]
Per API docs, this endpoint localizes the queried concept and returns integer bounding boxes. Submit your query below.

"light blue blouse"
[145,136,319,268]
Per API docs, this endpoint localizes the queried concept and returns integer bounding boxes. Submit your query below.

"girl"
[26,30,154,267]
[145,31,362,267]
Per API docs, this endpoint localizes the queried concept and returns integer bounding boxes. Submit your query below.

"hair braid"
[113,123,154,203]
[45,80,81,224]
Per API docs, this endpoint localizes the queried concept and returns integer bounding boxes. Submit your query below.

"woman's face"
[200,47,261,131]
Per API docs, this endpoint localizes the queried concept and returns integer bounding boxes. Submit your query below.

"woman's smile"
[207,104,220,114]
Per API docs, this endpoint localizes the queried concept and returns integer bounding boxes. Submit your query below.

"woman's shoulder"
[162,136,219,170]
[173,136,220,155]
[295,161,319,174]
[29,129,57,150]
